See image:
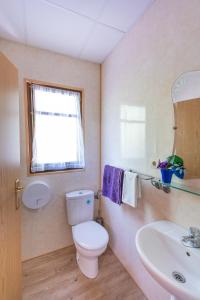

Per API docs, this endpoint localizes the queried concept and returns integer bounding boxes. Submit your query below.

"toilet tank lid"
[66,190,94,199]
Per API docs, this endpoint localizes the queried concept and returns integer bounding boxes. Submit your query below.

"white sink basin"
[136,221,200,300]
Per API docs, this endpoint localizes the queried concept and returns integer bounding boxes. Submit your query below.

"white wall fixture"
[22,181,51,209]
[136,221,200,300]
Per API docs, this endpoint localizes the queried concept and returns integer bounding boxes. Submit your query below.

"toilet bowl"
[72,220,109,278]
[65,190,109,279]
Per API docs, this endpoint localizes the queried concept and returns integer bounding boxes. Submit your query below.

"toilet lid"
[72,221,109,250]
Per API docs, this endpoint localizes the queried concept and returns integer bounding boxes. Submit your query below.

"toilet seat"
[72,221,109,251]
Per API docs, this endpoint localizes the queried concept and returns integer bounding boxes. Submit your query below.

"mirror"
[171,71,200,193]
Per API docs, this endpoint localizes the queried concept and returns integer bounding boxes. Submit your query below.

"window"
[26,81,85,174]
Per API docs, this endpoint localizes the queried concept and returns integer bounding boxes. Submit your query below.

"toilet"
[65,190,109,279]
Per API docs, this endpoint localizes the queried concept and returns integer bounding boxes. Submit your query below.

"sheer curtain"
[31,84,85,173]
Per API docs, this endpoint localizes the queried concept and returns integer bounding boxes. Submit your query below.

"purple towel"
[102,165,124,205]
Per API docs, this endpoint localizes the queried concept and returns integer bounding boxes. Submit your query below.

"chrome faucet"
[182,227,200,248]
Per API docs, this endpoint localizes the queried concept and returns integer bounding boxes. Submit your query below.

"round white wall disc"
[22,181,51,209]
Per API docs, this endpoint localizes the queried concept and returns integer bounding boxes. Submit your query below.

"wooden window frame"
[24,79,85,176]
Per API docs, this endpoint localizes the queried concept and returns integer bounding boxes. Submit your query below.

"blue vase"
[161,169,173,185]
[173,167,185,179]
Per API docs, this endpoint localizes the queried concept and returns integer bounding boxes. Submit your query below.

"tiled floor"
[23,246,147,300]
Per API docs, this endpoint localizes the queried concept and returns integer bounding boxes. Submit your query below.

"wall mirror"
[171,71,200,194]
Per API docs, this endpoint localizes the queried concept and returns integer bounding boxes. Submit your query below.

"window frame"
[24,79,85,176]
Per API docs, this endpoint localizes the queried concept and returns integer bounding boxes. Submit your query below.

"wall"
[0,39,100,261]
[101,0,200,299]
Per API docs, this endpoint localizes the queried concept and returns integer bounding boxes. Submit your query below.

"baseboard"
[22,243,75,263]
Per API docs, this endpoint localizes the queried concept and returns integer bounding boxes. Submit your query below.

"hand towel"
[102,165,124,205]
[122,171,141,208]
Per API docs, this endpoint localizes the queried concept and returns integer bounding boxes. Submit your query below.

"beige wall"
[101,0,200,299]
[0,39,100,261]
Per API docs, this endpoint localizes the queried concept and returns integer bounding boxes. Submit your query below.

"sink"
[136,221,200,300]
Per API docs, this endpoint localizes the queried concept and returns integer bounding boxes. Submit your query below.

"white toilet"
[65,190,109,279]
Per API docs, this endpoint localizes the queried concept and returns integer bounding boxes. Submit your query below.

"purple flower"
[157,160,168,169]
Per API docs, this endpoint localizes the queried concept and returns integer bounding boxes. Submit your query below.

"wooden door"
[175,99,200,179]
[0,52,21,300]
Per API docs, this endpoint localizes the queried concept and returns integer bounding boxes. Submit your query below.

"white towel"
[122,171,141,208]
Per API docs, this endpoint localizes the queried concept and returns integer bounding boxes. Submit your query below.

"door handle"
[16,186,24,192]
[15,179,24,210]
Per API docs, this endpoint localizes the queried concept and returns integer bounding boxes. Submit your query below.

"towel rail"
[128,169,154,181]
[101,165,154,183]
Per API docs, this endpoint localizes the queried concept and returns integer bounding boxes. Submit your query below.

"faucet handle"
[189,227,200,237]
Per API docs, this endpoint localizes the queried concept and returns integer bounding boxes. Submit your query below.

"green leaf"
[167,155,184,167]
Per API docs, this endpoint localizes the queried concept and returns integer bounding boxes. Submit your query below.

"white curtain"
[31,84,85,172]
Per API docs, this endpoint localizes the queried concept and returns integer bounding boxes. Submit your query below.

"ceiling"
[0,0,154,63]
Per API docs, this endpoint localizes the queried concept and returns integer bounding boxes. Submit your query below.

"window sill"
[27,167,85,177]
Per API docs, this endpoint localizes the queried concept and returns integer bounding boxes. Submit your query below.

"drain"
[172,271,186,283]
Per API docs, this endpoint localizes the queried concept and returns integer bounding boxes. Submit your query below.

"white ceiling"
[0,0,154,63]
